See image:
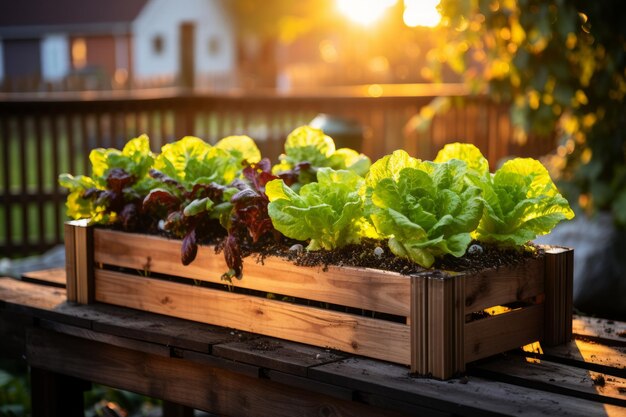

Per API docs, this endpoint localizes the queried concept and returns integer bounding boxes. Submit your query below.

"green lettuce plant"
[266,167,369,250]
[271,125,371,188]
[434,143,575,246]
[59,135,156,227]
[365,150,484,268]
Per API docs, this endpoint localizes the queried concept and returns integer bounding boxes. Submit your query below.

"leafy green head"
[266,167,369,251]
[434,142,575,246]
[272,126,371,185]
[366,151,484,268]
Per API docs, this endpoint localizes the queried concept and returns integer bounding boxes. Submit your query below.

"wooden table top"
[1,269,625,417]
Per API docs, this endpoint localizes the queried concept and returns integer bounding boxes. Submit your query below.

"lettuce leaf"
[59,135,156,226]
[367,158,484,268]
[266,167,367,250]
[272,126,371,184]
[433,143,575,245]
[474,158,575,245]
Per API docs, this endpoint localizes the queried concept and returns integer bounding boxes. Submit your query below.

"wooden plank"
[213,336,345,377]
[427,276,465,379]
[310,356,625,417]
[541,339,626,378]
[469,354,626,407]
[463,256,544,314]
[85,303,243,354]
[0,277,67,313]
[38,319,172,357]
[0,277,89,328]
[544,247,574,345]
[410,274,428,375]
[93,228,411,316]
[73,220,94,304]
[573,315,626,346]
[94,269,411,364]
[21,267,66,288]
[465,304,544,363]
[64,222,77,301]
[26,328,406,417]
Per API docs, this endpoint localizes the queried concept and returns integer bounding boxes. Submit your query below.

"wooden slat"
[465,304,544,363]
[0,277,68,318]
[544,247,574,345]
[427,276,465,379]
[470,354,626,407]
[93,228,411,316]
[463,256,545,314]
[410,275,428,375]
[573,315,626,346]
[26,328,404,417]
[71,220,94,304]
[536,339,626,378]
[63,222,77,301]
[212,336,345,377]
[21,267,66,288]
[310,356,626,417]
[94,269,411,364]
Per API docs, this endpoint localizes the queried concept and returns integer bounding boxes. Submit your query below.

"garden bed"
[64,221,573,379]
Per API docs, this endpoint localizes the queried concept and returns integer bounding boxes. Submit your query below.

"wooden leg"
[30,367,90,417]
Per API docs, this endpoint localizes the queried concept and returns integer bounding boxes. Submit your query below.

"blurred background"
[0,0,625,414]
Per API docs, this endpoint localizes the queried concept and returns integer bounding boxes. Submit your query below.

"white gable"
[132,0,234,80]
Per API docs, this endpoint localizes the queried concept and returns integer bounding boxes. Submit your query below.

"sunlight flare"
[336,0,397,26]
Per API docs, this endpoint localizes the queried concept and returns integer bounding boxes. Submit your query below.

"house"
[0,0,235,90]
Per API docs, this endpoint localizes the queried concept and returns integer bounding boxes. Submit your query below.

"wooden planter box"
[64,220,573,379]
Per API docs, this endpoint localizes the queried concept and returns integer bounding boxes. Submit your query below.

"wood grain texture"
[26,328,406,417]
[63,222,77,301]
[213,336,345,377]
[465,304,544,363]
[470,354,626,407]
[543,247,574,346]
[72,220,94,304]
[573,315,626,346]
[541,340,626,377]
[21,267,66,288]
[93,228,411,316]
[95,269,411,364]
[310,357,624,417]
[463,256,544,314]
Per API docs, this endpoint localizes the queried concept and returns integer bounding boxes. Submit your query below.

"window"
[208,36,220,56]
[152,35,164,55]
[71,38,87,69]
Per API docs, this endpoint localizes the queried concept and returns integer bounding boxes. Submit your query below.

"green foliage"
[436,0,626,226]
[272,126,371,186]
[59,128,575,272]
[0,369,30,417]
[435,143,574,246]
[366,151,484,267]
[266,168,367,250]
[58,135,155,224]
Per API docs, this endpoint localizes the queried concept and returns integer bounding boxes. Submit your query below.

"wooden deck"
[1,269,624,417]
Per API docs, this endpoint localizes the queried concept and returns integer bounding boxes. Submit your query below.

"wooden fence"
[0,85,556,258]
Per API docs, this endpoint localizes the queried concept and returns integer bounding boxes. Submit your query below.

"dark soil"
[215,235,543,276]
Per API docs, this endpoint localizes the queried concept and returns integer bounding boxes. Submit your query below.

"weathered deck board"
[310,357,625,417]
[469,354,626,406]
[20,267,66,288]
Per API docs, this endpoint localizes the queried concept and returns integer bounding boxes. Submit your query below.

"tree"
[435,0,626,226]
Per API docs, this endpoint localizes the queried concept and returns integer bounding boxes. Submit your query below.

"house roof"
[0,0,149,37]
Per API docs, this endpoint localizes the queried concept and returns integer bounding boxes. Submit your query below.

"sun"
[336,0,397,26]
[403,0,441,28]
